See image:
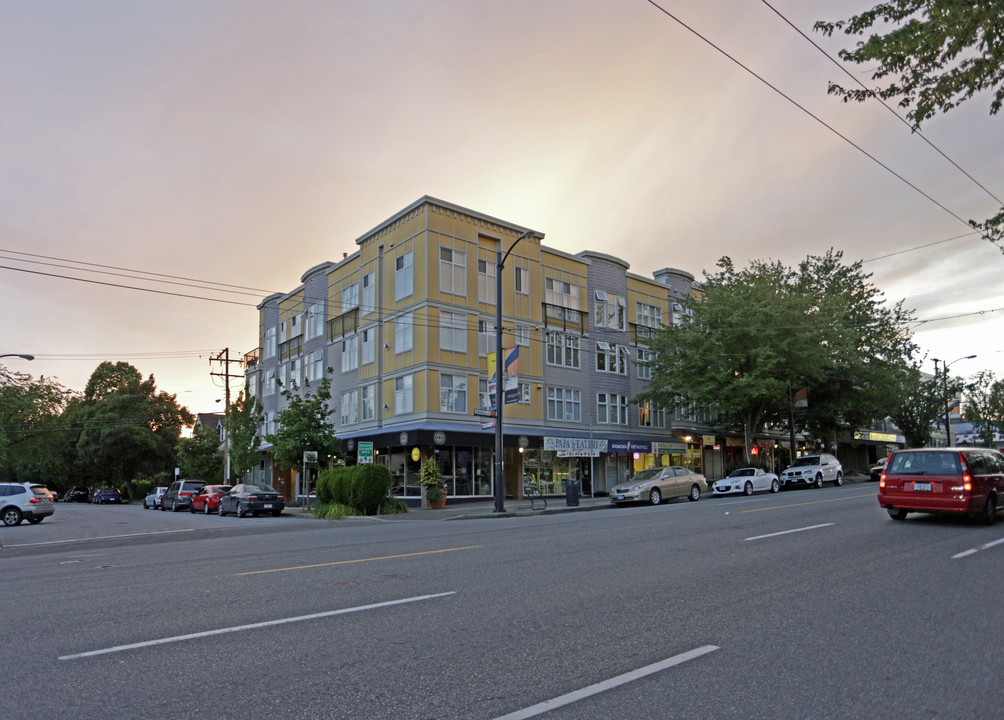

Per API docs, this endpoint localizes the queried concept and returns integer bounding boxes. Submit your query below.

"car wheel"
[814,474,824,489]
[2,507,24,526]
[204,501,211,515]
[649,488,662,505]
[27,516,43,524]
[172,500,181,512]
[688,484,701,502]
[744,482,753,496]
[236,502,245,518]
[219,504,227,517]
[771,479,780,493]
[888,508,908,521]
[834,472,844,487]
[189,504,195,514]
[143,500,149,509]
[980,494,997,525]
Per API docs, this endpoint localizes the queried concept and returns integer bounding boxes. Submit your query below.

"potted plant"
[418,459,448,509]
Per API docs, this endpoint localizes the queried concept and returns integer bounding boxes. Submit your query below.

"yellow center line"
[235,545,481,576]
[740,493,875,513]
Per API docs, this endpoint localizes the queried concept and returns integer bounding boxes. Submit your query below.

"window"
[306,302,325,340]
[440,311,467,352]
[341,335,359,372]
[546,331,580,369]
[440,247,466,295]
[637,348,654,380]
[518,382,530,404]
[395,311,414,353]
[639,401,666,428]
[671,302,692,326]
[263,326,277,359]
[305,349,323,383]
[547,387,581,422]
[478,378,493,411]
[361,384,376,421]
[514,325,530,347]
[340,390,359,425]
[288,357,301,388]
[264,368,276,396]
[545,278,581,321]
[361,328,374,365]
[636,302,662,339]
[596,341,628,374]
[440,374,467,414]
[515,266,529,295]
[394,374,414,414]
[361,272,375,313]
[278,363,287,390]
[395,251,413,300]
[477,258,496,304]
[595,291,626,330]
[342,283,359,313]
[478,319,496,357]
[597,393,628,425]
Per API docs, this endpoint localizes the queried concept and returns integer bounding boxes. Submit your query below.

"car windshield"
[630,469,663,483]
[248,485,278,493]
[888,452,961,476]
[729,468,755,477]
[790,457,820,467]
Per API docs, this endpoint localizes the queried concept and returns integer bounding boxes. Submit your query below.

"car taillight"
[963,476,972,492]
[879,479,885,489]
[29,497,42,504]
[180,492,191,497]
[247,495,257,501]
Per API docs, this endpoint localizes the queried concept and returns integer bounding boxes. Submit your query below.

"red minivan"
[878,447,1004,524]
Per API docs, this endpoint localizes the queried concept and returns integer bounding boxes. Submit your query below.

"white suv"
[1,482,56,526]
[779,453,843,489]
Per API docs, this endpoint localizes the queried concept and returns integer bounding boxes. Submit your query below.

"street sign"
[473,408,495,417]
[481,421,495,430]
[357,441,374,464]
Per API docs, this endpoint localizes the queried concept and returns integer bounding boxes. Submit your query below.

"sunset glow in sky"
[2,0,1002,412]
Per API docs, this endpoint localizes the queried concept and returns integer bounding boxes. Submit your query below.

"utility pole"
[209,348,247,482]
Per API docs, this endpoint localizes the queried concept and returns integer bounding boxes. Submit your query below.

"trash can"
[565,478,580,507]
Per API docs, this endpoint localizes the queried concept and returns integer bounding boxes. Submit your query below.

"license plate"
[914,482,932,492]
[616,494,625,500]
[263,504,272,509]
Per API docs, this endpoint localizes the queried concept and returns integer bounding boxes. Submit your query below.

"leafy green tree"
[0,367,76,484]
[815,2,1004,242]
[75,362,194,498]
[265,376,340,478]
[643,251,916,459]
[225,390,263,481]
[177,422,224,481]
[890,367,958,447]
[963,370,1004,446]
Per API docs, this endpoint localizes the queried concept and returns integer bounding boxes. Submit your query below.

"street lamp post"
[0,354,34,361]
[932,354,976,446]
[494,230,534,513]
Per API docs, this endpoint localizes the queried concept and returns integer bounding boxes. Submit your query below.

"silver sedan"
[713,467,780,496]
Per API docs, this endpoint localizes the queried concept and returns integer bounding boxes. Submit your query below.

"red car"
[879,447,1004,524]
[190,485,233,515]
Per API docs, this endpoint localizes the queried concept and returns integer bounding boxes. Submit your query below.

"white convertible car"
[712,467,780,496]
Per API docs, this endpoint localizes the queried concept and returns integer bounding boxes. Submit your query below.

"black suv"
[66,486,90,503]
[160,480,206,512]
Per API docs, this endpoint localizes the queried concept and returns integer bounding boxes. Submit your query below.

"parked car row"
[143,480,285,518]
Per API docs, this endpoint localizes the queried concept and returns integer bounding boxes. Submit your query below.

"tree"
[265,376,340,479]
[642,251,917,460]
[889,367,958,447]
[0,367,76,484]
[75,362,194,498]
[963,370,1004,446]
[225,390,263,481]
[177,422,224,481]
[815,2,1004,242]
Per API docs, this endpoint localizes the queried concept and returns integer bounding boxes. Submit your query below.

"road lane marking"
[236,545,480,575]
[744,523,834,541]
[952,536,1004,559]
[58,592,455,660]
[492,645,719,720]
[741,493,873,513]
[3,529,195,548]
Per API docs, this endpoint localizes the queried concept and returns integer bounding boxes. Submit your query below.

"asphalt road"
[3,487,1002,719]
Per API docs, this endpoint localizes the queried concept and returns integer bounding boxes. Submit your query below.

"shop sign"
[544,437,607,454]
[853,430,898,443]
[609,440,652,453]
[654,440,688,453]
[357,442,374,465]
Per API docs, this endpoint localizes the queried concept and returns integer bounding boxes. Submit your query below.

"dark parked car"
[160,480,206,512]
[66,486,90,503]
[191,485,232,514]
[219,484,285,518]
[92,487,122,504]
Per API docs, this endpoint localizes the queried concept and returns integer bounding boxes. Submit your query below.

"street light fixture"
[494,230,535,513]
[932,354,976,446]
[0,354,34,361]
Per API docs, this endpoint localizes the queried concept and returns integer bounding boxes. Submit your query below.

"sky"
[2,0,1002,415]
